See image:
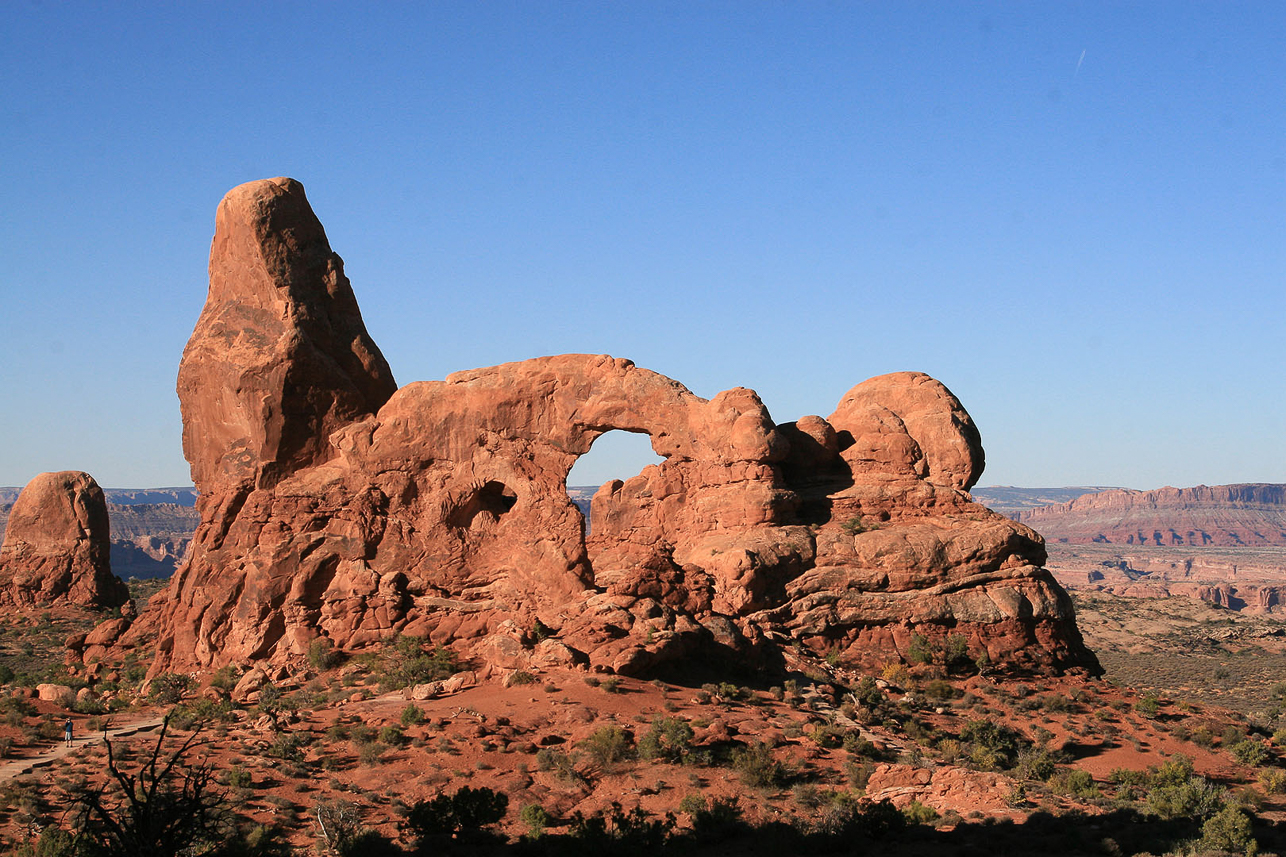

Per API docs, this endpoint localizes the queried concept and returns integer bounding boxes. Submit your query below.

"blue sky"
[2,2,1282,491]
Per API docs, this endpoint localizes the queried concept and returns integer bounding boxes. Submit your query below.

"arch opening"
[566,430,665,535]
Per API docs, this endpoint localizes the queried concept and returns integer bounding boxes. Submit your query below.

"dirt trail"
[0,714,168,783]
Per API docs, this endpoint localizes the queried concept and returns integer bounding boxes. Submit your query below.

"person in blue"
[63,717,73,747]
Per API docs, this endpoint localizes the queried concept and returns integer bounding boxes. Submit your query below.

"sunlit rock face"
[0,471,127,608]
[129,177,1099,679]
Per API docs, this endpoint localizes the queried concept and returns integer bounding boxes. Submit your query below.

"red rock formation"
[0,471,127,607]
[124,178,1098,680]
[1018,484,1286,547]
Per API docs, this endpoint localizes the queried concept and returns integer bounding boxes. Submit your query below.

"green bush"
[730,742,788,789]
[1200,804,1258,856]
[902,799,939,825]
[148,673,191,705]
[1258,768,1286,794]
[943,634,971,671]
[907,633,934,666]
[536,748,583,783]
[1146,777,1225,820]
[308,638,343,672]
[1134,694,1161,718]
[377,725,406,747]
[399,704,425,727]
[519,803,549,839]
[580,725,633,769]
[377,636,460,691]
[1231,739,1270,767]
[228,765,253,789]
[406,786,509,841]
[1015,746,1058,782]
[1054,769,1099,798]
[638,716,695,764]
[958,719,1023,770]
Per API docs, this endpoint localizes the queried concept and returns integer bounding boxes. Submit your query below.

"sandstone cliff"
[0,471,128,607]
[1018,484,1286,547]
[121,178,1098,679]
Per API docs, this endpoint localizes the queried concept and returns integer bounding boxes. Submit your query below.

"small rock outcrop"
[0,471,128,607]
[1018,484,1286,547]
[125,178,1098,679]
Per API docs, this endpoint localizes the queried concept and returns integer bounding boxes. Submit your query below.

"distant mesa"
[112,177,1098,680]
[0,491,199,581]
[1014,484,1286,547]
[0,471,128,608]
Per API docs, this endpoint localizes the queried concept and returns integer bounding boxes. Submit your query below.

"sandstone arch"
[124,178,1098,680]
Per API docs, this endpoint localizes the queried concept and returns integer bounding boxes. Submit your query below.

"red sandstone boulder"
[123,178,1097,682]
[0,472,127,607]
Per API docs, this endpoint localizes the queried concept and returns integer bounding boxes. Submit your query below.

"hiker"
[63,717,73,747]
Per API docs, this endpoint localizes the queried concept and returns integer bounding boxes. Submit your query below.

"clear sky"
[2,3,1282,492]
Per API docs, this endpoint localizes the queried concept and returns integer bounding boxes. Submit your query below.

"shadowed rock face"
[0,472,127,607]
[130,177,1098,679]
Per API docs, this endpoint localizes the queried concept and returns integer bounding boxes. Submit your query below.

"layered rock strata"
[1018,484,1286,547]
[125,177,1098,679]
[0,471,128,607]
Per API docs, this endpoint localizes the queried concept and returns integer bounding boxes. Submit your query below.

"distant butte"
[1016,484,1286,547]
[0,471,127,608]
[114,177,1099,680]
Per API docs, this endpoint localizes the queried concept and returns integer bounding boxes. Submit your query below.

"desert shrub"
[902,799,939,825]
[600,677,622,694]
[958,719,1023,770]
[924,679,956,702]
[907,633,934,666]
[1146,777,1226,820]
[148,672,191,705]
[228,764,253,789]
[1200,804,1258,855]
[943,634,971,671]
[688,795,744,841]
[565,803,675,851]
[580,724,633,769]
[1041,693,1072,713]
[638,716,695,764]
[10,824,76,857]
[349,723,377,746]
[1231,739,1270,767]
[1109,767,1150,801]
[377,725,406,747]
[308,638,343,672]
[519,803,549,839]
[0,695,34,725]
[508,670,537,686]
[1052,768,1099,799]
[170,697,234,730]
[313,800,384,856]
[809,723,846,749]
[209,664,238,691]
[1134,694,1162,718]
[377,636,460,691]
[68,716,232,856]
[844,733,882,759]
[845,758,874,789]
[730,741,788,789]
[405,786,508,844]
[841,516,872,535]
[536,748,584,783]
[399,704,424,727]
[1015,746,1059,782]
[715,682,745,701]
[1258,768,1286,794]
[358,742,387,766]
[268,732,307,761]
